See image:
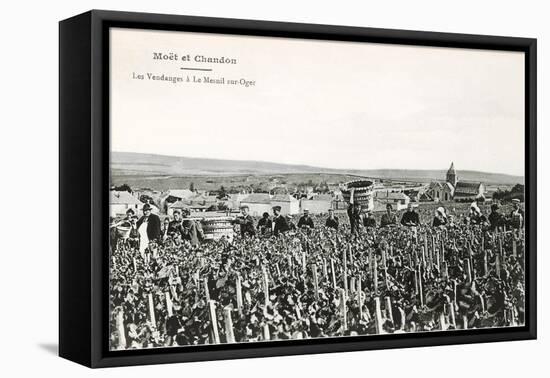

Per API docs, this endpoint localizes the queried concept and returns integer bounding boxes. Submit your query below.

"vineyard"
[109,203,525,349]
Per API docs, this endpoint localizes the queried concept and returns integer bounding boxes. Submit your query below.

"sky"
[110,28,525,176]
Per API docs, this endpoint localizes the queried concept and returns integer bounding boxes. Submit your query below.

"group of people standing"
[347,202,419,234]
[227,197,525,241]
[233,205,342,238]
[110,204,163,255]
[111,204,205,256]
[113,197,525,253]
[347,198,524,234]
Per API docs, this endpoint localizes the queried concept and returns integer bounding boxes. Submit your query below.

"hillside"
[111,151,524,186]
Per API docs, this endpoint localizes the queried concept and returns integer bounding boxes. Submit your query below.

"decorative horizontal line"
[180,67,213,72]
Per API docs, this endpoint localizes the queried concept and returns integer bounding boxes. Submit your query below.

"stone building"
[425,162,485,202]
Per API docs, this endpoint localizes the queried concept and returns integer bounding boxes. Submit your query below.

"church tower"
[446,162,458,187]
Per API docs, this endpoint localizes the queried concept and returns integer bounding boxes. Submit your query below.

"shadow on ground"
[38,343,58,355]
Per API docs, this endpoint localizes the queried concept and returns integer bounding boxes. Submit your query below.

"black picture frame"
[59,9,537,368]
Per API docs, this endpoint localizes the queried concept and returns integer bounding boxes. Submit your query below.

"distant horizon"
[111,150,525,179]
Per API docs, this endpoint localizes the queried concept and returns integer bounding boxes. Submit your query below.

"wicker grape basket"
[341,180,375,211]
[116,225,132,239]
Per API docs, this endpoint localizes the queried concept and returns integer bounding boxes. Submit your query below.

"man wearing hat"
[297,208,314,229]
[128,214,140,248]
[325,208,339,230]
[257,212,272,236]
[234,205,256,238]
[124,208,140,237]
[136,203,162,254]
[488,203,505,231]
[124,208,135,224]
[272,205,289,236]
[380,203,397,227]
[168,209,185,240]
[509,199,524,229]
[400,203,420,227]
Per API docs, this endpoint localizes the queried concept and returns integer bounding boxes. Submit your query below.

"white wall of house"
[240,202,273,217]
[271,200,300,215]
[291,200,300,214]
[227,193,250,210]
[300,199,332,214]
[398,197,410,210]
[373,196,410,212]
[110,203,142,217]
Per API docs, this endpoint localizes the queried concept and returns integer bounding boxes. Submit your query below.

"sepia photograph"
[108,27,526,351]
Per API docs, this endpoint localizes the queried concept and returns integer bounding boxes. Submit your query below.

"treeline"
[492,184,524,202]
